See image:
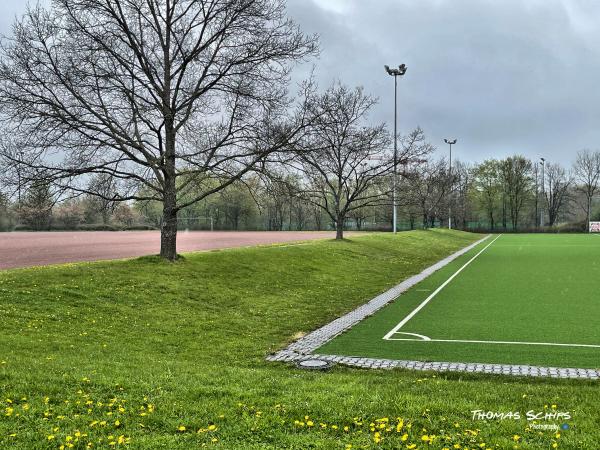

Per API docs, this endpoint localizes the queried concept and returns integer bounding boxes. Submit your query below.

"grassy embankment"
[1,230,597,449]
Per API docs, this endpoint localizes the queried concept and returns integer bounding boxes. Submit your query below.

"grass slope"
[320,233,600,368]
[0,230,597,449]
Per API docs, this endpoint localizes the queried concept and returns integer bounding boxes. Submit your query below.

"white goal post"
[589,222,600,233]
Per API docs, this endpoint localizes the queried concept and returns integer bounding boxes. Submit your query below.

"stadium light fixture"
[384,64,407,234]
[444,139,457,229]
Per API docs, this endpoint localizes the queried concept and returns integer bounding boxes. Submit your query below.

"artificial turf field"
[319,233,600,369]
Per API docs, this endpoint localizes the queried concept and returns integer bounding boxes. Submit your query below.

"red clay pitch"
[0,231,348,270]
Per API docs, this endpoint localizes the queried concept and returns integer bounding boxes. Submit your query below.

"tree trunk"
[160,122,178,260]
[160,183,178,260]
[335,215,344,240]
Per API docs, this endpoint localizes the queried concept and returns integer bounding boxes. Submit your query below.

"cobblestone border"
[266,235,600,380]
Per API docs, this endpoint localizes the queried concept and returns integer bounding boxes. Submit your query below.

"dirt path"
[0,230,349,270]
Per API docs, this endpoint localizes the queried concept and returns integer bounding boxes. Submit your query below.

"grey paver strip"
[266,235,600,380]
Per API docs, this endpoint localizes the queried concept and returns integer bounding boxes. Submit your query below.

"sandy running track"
[0,231,350,270]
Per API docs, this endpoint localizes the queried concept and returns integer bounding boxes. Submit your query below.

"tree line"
[2,148,599,235]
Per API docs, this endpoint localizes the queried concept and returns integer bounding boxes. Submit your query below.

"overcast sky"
[2,0,600,165]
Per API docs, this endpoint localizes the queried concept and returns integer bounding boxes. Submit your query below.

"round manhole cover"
[296,359,335,370]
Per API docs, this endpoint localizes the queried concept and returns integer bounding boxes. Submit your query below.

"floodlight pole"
[444,138,457,229]
[385,64,407,233]
[540,158,545,227]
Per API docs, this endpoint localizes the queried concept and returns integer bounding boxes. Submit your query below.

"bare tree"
[544,162,572,226]
[0,0,317,259]
[451,160,472,229]
[86,174,120,225]
[289,83,399,240]
[407,158,449,229]
[573,149,600,226]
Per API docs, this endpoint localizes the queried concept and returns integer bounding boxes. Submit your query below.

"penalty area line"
[382,234,502,341]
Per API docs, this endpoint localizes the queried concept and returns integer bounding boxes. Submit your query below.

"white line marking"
[394,332,431,341]
[385,337,600,349]
[383,234,502,340]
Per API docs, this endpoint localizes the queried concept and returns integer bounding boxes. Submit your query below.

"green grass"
[319,233,600,369]
[0,230,598,449]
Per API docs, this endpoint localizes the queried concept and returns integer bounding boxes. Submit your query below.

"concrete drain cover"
[296,359,335,371]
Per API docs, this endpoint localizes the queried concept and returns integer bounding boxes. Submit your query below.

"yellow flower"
[407,445,417,449]
[552,443,558,449]
[401,433,408,441]
[373,432,381,444]
[513,435,520,442]
[47,435,55,441]
[396,419,404,432]
[422,434,431,442]
[178,425,186,432]
[208,424,217,431]
[306,421,314,427]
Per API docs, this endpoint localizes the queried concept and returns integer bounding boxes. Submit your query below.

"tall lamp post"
[444,138,457,229]
[384,64,407,233]
[540,157,545,227]
[540,158,546,227]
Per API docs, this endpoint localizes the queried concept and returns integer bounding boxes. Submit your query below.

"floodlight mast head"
[444,138,457,145]
[384,64,407,76]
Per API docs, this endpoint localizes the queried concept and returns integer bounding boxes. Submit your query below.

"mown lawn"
[0,230,597,449]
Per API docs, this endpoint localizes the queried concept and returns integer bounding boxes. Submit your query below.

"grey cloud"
[287,0,600,164]
[3,0,600,164]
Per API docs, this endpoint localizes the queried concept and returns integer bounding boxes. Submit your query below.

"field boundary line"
[383,234,502,340]
[267,234,491,358]
[386,337,600,348]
